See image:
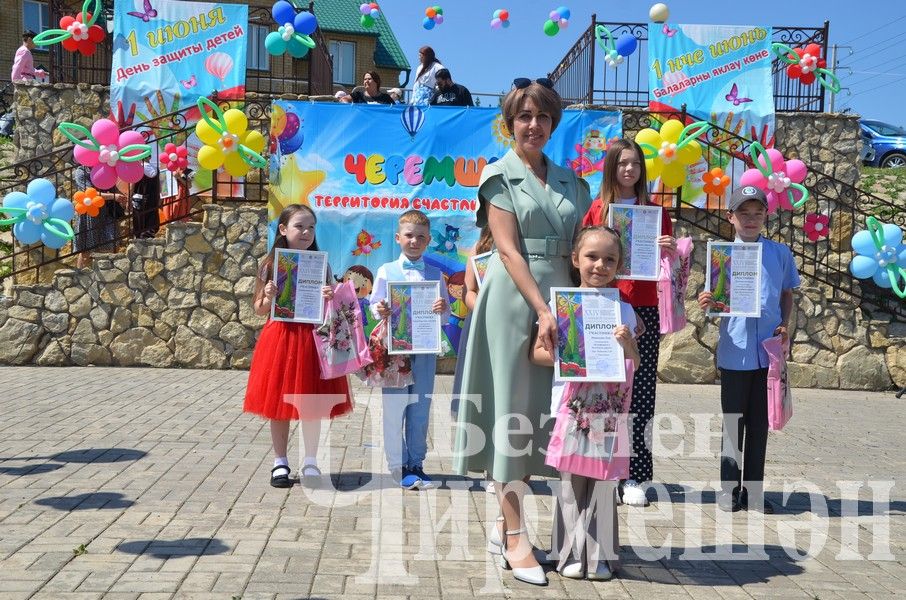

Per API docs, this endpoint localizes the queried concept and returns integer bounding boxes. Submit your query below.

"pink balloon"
[118,130,145,152]
[763,148,786,174]
[92,118,120,146]
[91,164,117,190]
[73,144,99,167]
[118,161,144,184]
[559,18,569,28]
[786,159,807,183]
[740,168,767,190]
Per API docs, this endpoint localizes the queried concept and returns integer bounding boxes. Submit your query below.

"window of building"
[23,0,50,51]
[329,40,356,86]
[247,24,269,71]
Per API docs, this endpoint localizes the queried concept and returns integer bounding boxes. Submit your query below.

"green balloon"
[543,19,559,36]
[434,6,443,14]
[360,14,374,28]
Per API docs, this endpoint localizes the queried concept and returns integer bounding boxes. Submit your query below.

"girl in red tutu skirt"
[244,204,352,488]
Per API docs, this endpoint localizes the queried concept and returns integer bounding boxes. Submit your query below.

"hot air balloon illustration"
[401,105,425,139]
[205,52,234,82]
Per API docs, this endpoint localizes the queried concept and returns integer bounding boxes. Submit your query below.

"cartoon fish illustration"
[352,229,382,256]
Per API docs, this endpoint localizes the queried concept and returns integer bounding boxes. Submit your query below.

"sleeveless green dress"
[454,149,591,482]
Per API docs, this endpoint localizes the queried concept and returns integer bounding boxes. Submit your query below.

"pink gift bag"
[545,360,635,480]
[355,318,414,388]
[312,281,373,379]
[762,334,793,431]
[658,237,693,334]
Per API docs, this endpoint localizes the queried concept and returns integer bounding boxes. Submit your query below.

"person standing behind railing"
[72,165,126,269]
[10,31,36,82]
[410,46,444,106]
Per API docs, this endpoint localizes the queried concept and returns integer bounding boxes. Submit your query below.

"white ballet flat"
[560,559,584,579]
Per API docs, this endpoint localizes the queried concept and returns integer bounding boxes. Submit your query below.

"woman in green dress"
[454,79,591,586]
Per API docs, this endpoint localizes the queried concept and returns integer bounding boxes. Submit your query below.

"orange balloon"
[426,7,436,18]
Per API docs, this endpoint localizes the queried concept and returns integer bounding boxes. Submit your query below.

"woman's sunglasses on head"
[512,77,554,90]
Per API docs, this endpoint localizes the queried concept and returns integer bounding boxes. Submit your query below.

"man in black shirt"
[429,69,474,107]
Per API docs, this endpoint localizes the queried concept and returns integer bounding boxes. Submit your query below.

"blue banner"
[649,23,774,208]
[110,0,248,122]
[269,103,622,355]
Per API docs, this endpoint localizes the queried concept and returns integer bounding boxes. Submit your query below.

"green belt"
[519,236,571,258]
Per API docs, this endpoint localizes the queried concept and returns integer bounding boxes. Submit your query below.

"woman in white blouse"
[410,46,444,106]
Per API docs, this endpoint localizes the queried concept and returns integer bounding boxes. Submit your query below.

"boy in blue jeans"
[698,186,800,514]
[371,209,449,490]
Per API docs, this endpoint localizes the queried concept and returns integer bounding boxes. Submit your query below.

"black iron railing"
[551,17,830,112]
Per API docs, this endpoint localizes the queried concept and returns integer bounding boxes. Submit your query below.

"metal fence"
[550,16,830,112]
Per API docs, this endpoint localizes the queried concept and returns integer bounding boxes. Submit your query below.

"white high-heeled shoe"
[560,559,584,579]
[498,528,547,586]
[487,516,504,554]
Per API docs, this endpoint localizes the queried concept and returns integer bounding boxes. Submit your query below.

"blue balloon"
[881,223,903,247]
[295,11,317,35]
[272,0,296,26]
[423,17,435,30]
[850,254,877,279]
[401,105,425,138]
[557,6,571,20]
[615,32,638,57]
[502,20,510,28]
[851,229,876,257]
[873,267,893,288]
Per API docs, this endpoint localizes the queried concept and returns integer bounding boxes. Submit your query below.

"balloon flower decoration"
[160,143,189,172]
[849,216,906,299]
[73,187,105,217]
[701,167,731,198]
[0,179,75,249]
[772,43,841,93]
[635,120,711,188]
[195,97,266,177]
[423,6,444,30]
[594,25,638,67]
[803,213,830,242]
[265,1,317,58]
[739,142,809,213]
[490,8,510,30]
[59,118,151,189]
[359,2,380,28]
[544,6,570,36]
[32,0,105,57]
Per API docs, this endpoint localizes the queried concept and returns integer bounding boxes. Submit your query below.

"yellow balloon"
[224,109,249,136]
[224,151,250,177]
[645,158,662,181]
[243,130,266,154]
[270,104,286,137]
[635,128,662,150]
[677,140,702,164]
[660,119,685,143]
[197,145,223,171]
[196,118,221,146]
[661,162,687,188]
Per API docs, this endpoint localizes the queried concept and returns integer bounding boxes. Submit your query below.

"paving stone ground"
[0,367,904,599]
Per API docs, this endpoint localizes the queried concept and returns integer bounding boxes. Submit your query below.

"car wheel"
[880,152,906,168]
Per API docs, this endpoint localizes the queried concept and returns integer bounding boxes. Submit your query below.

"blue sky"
[377,0,904,125]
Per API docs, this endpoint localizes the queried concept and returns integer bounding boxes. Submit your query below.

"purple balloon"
[434,14,443,24]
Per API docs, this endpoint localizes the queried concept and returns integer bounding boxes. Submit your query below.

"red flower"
[60,13,105,56]
[803,212,830,241]
[786,43,827,86]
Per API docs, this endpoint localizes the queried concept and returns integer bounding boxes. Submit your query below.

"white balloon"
[649,3,670,23]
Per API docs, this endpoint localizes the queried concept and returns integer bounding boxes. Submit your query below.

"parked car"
[860,119,906,168]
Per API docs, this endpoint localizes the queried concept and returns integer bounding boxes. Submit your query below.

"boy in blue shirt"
[698,186,800,513]
[370,209,450,490]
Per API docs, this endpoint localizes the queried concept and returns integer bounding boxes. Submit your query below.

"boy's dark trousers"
[719,368,769,494]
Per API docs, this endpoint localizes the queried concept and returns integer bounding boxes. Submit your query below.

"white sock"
[273,457,289,470]
[303,456,318,467]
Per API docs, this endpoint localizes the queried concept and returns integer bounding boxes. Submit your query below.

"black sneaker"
[408,466,434,489]
[717,487,741,512]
